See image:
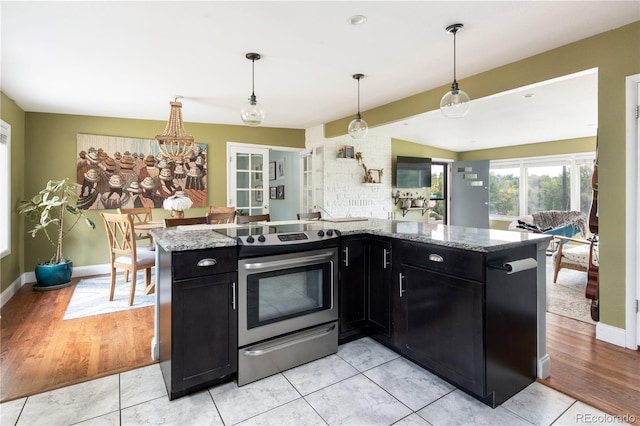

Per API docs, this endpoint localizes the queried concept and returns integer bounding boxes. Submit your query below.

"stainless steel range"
[216,223,340,386]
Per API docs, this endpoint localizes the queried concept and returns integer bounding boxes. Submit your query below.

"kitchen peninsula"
[150,219,552,407]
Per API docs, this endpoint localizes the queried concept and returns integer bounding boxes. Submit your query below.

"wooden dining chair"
[208,206,237,224]
[100,212,155,306]
[297,211,322,220]
[117,207,153,243]
[236,214,270,224]
[164,216,209,227]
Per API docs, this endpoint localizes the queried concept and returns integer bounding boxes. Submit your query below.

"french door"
[228,145,269,216]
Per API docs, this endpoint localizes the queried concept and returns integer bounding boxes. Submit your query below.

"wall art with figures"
[76,133,208,210]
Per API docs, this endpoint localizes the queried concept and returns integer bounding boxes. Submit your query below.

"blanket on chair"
[532,210,587,237]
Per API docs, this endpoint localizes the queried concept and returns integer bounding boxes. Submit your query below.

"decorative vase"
[34,260,73,290]
[413,199,425,207]
[402,199,412,209]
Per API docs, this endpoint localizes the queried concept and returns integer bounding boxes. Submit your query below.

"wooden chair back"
[164,216,208,227]
[207,206,237,224]
[208,211,237,224]
[297,212,322,220]
[117,207,153,242]
[100,212,155,306]
[236,214,270,224]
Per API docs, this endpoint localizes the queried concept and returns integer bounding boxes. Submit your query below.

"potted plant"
[18,178,95,289]
[412,195,426,208]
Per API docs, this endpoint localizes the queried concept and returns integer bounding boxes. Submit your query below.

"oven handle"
[242,323,336,356]
[240,251,336,271]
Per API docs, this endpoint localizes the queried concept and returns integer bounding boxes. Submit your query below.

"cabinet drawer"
[172,247,237,280]
[398,241,484,282]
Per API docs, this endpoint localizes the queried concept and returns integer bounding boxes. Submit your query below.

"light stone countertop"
[150,218,552,253]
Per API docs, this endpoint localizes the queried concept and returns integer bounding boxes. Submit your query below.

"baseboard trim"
[1,264,112,308]
[1,276,24,308]
[595,321,627,348]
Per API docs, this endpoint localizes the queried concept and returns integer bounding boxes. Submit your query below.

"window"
[429,162,448,224]
[490,153,595,218]
[1,119,10,257]
[300,149,313,213]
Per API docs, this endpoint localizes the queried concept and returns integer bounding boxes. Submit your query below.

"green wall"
[0,93,26,292]
[6,112,303,292]
[458,136,597,161]
[334,21,640,329]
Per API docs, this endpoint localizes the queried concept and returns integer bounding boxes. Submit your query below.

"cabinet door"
[172,272,238,396]
[401,264,485,396]
[367,239,392,343]
[339,237,367,341]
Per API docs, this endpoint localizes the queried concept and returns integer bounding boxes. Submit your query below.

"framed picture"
[269,162,276,180]
[276,185,285,200]
[345,145,355,159]
[277,158,285,178]
[254,186,263,203]
[270,187,277,199]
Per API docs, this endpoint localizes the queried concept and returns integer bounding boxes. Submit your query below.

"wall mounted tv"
[396,156,432,188]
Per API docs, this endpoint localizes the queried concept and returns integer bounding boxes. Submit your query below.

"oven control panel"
[278,233,309,242]
[239,229,340,246]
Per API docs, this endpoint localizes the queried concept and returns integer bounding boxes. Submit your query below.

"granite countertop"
[151,218,552,253]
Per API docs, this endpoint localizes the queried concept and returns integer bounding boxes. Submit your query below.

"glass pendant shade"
[348,116,369,139]
[349,73,368,139]
[241,53,265,126]
[440,83,470,118]
[440,23,470,119]
[240,96,265,126]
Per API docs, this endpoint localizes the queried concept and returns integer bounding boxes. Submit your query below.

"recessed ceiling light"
[522,93,536,99]
[348,15,367,25]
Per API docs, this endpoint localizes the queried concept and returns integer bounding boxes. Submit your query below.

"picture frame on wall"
[269,162,276,180]
[254,186,263,203]
[344,145,355,159]
[276,185,285,200]
[270,187,276,199]
[277,158,285,178]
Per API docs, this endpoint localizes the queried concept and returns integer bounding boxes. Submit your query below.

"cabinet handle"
[197,258,218,267]
[399,273,406,298]
[428,254,444,263]
[343,246,349,267]
[231,282,236,310]
[383,248,391,269]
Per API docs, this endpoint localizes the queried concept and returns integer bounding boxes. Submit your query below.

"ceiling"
[2,1,638,151]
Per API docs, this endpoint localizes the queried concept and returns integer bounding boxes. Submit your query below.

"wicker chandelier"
[155,97,194,160]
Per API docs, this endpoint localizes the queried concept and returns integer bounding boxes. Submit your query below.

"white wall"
[306,125,392,219]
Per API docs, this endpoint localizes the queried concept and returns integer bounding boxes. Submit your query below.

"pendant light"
[155,96,195,160]
[348,73,368,139]
[440,23,470,118]
[240,52,265,126]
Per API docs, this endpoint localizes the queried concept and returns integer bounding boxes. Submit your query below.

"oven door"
[238,248,338,347]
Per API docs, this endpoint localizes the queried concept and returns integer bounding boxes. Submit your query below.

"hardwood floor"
[0,277,156,403]
[539,312,640,424]
[1,278,639,425]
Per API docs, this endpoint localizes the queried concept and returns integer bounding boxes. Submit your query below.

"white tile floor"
[0,337,626,426]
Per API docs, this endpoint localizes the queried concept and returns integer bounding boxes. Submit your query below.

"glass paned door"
[229,146,269,216]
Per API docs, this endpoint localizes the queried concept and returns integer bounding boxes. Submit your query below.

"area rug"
[63,272,155,320]
[545,256,595,324]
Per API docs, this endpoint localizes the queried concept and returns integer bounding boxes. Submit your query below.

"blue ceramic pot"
[34,261,73,287]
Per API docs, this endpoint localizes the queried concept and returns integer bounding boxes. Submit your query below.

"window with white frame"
[1,120,11,257]
[490,153,595,219]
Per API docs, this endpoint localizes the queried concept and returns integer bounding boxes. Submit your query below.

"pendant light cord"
[251,58,256,98]
[357,77,362,119]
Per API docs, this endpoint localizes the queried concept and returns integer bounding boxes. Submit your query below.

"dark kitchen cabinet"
[339,237,367,342]
[367,238,393,346]
[394,240,538,407]
[158,246,238,400]
[398,263,484,396]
